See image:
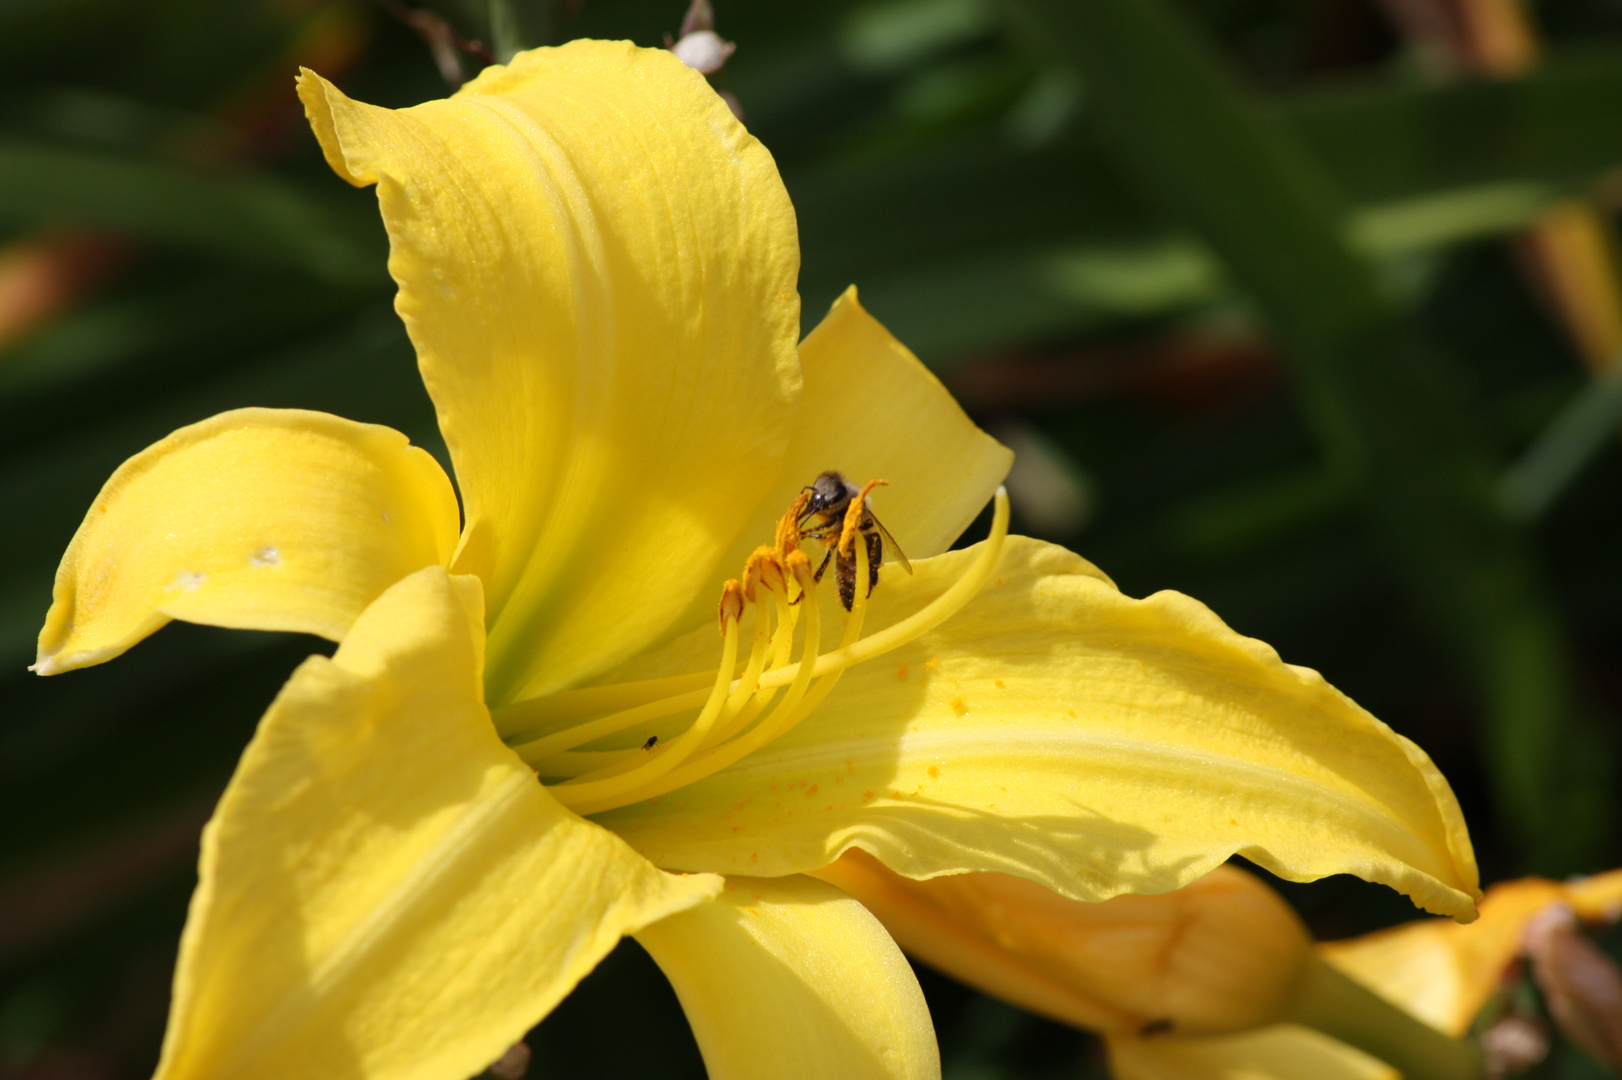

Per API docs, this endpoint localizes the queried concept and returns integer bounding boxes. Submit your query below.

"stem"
[1289,957,1482,1080]
[486,0,550,61]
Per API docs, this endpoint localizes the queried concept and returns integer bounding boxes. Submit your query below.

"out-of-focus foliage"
[2,0,1620,1076]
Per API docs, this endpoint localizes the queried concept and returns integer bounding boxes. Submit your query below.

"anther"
[497,485,1012,818]
[742,547,784,602]
[776,491,811,561]
[838,479,889,559]
[718,579,745,635]
[784,549,814,597]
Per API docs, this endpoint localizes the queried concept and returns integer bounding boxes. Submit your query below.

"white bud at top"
[672,30,735,75]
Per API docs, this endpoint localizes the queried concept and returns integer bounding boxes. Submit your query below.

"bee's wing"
[869,511,912,574]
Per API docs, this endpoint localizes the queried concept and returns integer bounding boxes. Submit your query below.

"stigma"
[494,484,1010,816]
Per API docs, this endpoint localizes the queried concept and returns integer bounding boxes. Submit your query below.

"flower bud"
[672,30,735,75]
[817,850,1313,1036]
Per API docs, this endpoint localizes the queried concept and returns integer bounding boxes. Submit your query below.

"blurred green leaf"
[0,142,382,283]
[1280,51,1622,205]
[1497,366,1622,523]
[838,0,994,72]
[790,49,1622,358]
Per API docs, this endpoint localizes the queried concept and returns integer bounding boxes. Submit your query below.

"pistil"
[497,485,1011,815]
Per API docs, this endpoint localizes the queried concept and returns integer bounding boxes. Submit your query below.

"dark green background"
[3,0,1621,1076]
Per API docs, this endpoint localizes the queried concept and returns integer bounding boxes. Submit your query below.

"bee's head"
[800,470,849,519]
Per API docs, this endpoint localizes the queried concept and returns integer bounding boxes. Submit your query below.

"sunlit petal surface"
[35,408,458,674]
[635,875,939,1080]
[153,568,720,1080]
[298,41,802,704]
[603,536,1479,919]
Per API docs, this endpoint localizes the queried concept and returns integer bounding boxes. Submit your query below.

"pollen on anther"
[718,579,745,634]
[742,546,784,601]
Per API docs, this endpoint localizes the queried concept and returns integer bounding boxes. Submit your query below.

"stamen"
[742,546,784,603]
[510,686,711,765]
[748,485,1009,691]
[504,485,1011,815]
[838,478,888,558]
[494,671,713,745]
[564,487,1009,816]
[776,492,810,561]
[704,591,778,746]
[547,600,744,810]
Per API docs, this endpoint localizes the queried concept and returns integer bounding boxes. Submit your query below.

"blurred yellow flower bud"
[817,849,1313,1036]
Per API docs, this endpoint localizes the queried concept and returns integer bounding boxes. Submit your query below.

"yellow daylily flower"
[34,39,1484,1080]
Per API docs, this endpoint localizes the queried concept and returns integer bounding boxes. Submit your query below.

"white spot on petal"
[171,571,205,591]
[251,547,280,567]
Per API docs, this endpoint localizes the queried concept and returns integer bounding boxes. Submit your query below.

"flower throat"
[493,483,1010,815]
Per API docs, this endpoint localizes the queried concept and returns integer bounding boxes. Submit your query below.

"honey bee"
[797,470,912,611]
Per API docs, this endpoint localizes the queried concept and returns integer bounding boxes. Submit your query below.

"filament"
[504,486,1011,815]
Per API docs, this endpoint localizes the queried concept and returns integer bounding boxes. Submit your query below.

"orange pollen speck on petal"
[493,486,1013,818]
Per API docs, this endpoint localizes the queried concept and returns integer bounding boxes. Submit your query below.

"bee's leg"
[866,530,883,597]
[813,548,833,583]
[835,555,856,612]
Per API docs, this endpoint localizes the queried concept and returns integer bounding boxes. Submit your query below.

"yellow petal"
[1105,1026,1397,1080]
[35,408,458,675]
[298,41,802,704]
[154,567,720,1080]
[634,875,939,1080]
[1322,876,1568,1036]
[817,855,1312,1037]
[1567,867,1622,922]
[674,287,1012,632]
[602,536,1479,920]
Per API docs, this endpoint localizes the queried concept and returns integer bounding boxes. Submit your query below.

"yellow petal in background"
[819,855,1313,1037]
[154,567,720,1080]
[635,875,939,1080]
[604,536,1479,920]
[1322,869,1622,1037]
[34,408,458,675]
[298,41,802,704]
